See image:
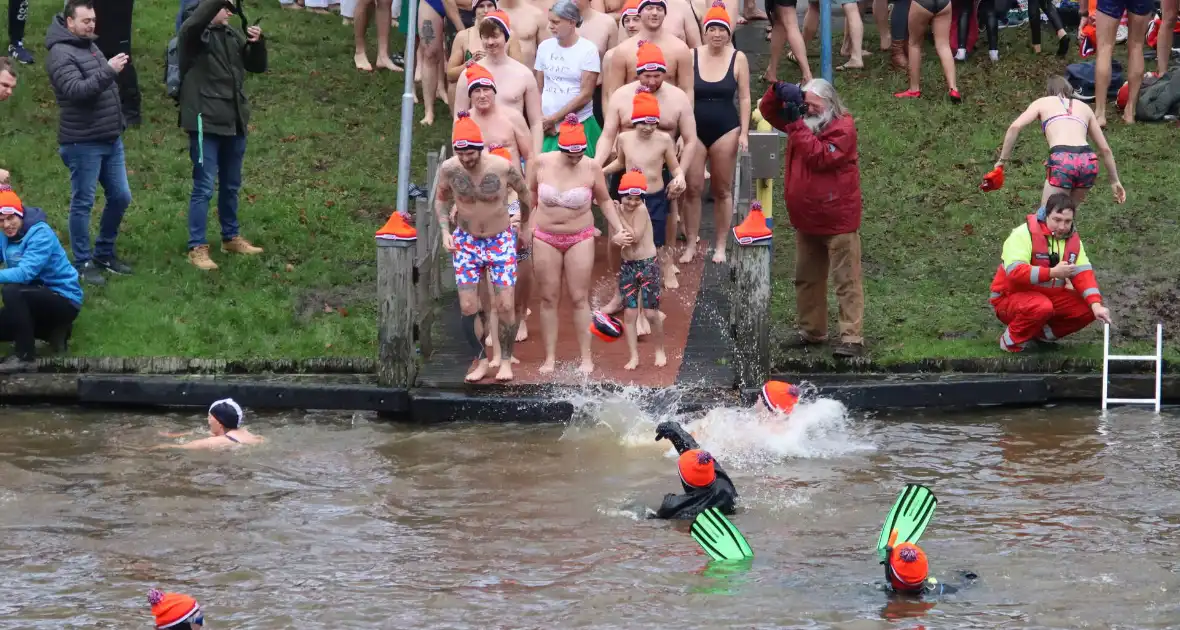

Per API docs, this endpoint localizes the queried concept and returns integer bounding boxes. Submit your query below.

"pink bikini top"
[539,183,593,209]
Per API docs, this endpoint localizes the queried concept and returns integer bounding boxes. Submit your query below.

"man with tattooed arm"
[437,111,533,383]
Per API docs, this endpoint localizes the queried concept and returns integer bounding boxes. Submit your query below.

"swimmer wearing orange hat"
[648,421,738,519]
[147,588,203,629]
[757,380,800,415]
[881,541,977,597]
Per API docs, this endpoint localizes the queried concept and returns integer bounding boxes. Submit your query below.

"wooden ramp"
[417,200,734,390]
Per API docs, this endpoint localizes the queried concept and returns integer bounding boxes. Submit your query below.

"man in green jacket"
[178,0,267,270]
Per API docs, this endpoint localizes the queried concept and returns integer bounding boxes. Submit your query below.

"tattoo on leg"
[499,318,520,358]
[422,20,435,45]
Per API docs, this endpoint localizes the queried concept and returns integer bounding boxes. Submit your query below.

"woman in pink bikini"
[993,75,1126,207]
[527,114,627,375]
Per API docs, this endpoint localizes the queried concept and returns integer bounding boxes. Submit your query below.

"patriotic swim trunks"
[452,226,517,287]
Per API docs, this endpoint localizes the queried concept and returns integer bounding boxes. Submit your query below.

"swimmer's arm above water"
[654,421,699,454]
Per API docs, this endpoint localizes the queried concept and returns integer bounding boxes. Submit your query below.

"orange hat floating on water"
[464,62,497,94]
[487,143,512,162]
[630,86,660,125]
[635,40,667,74]
[452,110,485,150]
[0,186,23,218]
[732,201,772,245]
[618,168,648,196]
[590,310,623,342]
[483,9,511,39]
[679,449,717,487]
[760,380,800,414]
[702,0,731,32]
[887,542,929,592]
[621,0,640,17]
[148,589,201,629]
[557,113,588,153]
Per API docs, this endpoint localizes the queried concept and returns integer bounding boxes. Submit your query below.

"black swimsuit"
[693,50,740,150]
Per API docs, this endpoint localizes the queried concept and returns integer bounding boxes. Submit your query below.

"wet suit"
[650,422,738,520]
[886,570,978,598]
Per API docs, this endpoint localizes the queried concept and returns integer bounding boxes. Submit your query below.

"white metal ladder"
[1101,322,1164,412]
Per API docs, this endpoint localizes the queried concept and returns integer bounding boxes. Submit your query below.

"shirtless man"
[596,41,698,288]
[498,0,550,70]
[603,0,695,98]
[606,0,642,73]
[454,11,545,153]
[437,112,533,382]
[575,0,619,125]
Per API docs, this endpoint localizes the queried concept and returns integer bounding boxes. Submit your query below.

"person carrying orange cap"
[649,420,738,519]
[147,588,204,629]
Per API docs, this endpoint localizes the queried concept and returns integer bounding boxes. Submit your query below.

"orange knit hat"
[0,186,22,217]
[621,0,640,17]
[464,62,497,94]
[556,113,587,153]
[483,9,511,39]
[147,589,201,629]
[635,40,667,73]
[702,0,731,32]
[630,86,660,125]
[487,142,512,161]
[732,201,772,245]
[618,168,647,196]
[590,310,624,342]
[678,449,717,487]
[760,380,800,414]
[887,542,929,592]
[452,110,485,150]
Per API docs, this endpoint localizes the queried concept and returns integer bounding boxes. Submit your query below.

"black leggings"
[959,0,1001,51]
[7,0,27,42]
[1029,0,1065,46]
[0,285,80,360]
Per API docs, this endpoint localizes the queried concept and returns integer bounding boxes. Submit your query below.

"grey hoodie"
[44,14,125,145]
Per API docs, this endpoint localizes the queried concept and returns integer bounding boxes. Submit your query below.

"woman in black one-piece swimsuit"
[682,2,749,265]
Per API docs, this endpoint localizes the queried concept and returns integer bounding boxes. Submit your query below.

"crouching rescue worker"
[650,420,738,519]
[990,193,1112,353]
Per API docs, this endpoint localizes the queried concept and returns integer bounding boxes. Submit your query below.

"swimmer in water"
[158,398,264,449]
[882,541,977,597]
[648,421,738,519]
[681,380,801,442]
[147,588,204,629]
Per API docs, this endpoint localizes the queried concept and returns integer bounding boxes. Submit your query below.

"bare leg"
[623,307,640,369]
[905,4,932,93]
[1094,11,1120,127]
[931,4,957,93]
[533,238,563,374]
[515,253,533,344]
[1069,187,1090,206]
[1122,13,1152,124]
[564,237,597,375]
[874,0,891,49]
[418,2,444,126]
[459,289,490,381]
[842,2,866,66]
[665,203,681,289]
[708,130,739,263]
[602,223,624,313]
[374,0,402,70]
[768,5,813,82]
[493,284,518,381]
[1158,0,1178,74]
[1040,180,1072,207]
[482,273,502,366]
[679,149,704,264]
[353,0,375,70]
[651,309,667,366]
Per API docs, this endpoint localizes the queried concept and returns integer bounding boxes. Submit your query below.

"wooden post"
[729,152,770,390]
[377,235,418,389]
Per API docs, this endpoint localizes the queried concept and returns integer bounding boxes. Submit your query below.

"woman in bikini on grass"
[527,114,627,375]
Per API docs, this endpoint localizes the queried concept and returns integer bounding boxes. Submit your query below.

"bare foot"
[495,363,514,381]
[637,313,652,336]
[712,247,727,264]
[539,358,556,374]
[376,56,404,72]
[465,359,490,382]
[354,53,374,72]
[624,356,639,370]
[516,319,529,342]
[664,272,680,290]
[654,349,667,367]
[1096,113,1107,128]
[678,241,697,264]
[1122,112,1136,125]
[420,112,435,126]
[578,359,595,375]
[510,356,520,364]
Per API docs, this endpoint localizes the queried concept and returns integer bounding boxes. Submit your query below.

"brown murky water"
[2,397,1179,628]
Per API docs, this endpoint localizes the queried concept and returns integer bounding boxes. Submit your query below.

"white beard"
[804,110,834,134]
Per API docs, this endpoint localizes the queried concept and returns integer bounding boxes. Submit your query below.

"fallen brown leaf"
[962,223,975,236]
[324,200,335,208]
[281,134,298,143]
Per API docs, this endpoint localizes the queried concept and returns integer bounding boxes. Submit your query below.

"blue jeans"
[188,132,246,250]
[59,139,133,265]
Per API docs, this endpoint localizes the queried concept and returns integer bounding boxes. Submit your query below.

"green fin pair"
[691,508,753,561]
[876,483,937,562]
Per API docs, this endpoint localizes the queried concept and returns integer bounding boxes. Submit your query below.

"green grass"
[3,0,453,358]
[753,29,1180,367]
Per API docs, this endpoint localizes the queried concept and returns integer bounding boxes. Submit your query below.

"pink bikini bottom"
[532,225,595,253]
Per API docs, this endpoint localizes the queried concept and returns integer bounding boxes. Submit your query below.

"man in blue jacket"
[0,186,83,373]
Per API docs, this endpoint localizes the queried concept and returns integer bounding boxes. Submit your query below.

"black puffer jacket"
[44,15,125,145]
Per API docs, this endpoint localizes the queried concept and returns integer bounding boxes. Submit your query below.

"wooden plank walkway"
[417,200,734,390]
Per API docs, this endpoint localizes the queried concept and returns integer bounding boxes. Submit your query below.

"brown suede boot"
[188,245,219,270]
[222,236,263,255]
[890,40,908,70]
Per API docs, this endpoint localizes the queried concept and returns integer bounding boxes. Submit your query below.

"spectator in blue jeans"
[45,0,133,286]
[178,0,267,270]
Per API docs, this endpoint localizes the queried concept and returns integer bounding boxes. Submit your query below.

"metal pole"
[819,0,833,82]
[396,0,420,216]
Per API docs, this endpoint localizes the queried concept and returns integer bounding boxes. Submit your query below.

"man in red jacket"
[758,79,865,358]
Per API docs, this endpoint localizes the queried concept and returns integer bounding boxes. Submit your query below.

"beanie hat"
[474,0,497,8]
[635,40,667,74]
[590,310,624,342]
[209,398,244,430]
[487,143,512,161]
[464,62,497,95]
[702,0,731,32]
[760,380,800,414]
[630,86,660,124]
[678,449,717,487]
[887,542,929,592]
[621,0,640,17]
[483,10,511,39]
[148,589,201,629]
[732,201,772,245]
[452,111,485,150]
[618,168,648,196]
[637,0,667,11]
[556,113,587,153]
[0,186,22,218]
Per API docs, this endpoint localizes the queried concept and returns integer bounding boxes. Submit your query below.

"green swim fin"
[691,507,753,562]
[876,484,937,562]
